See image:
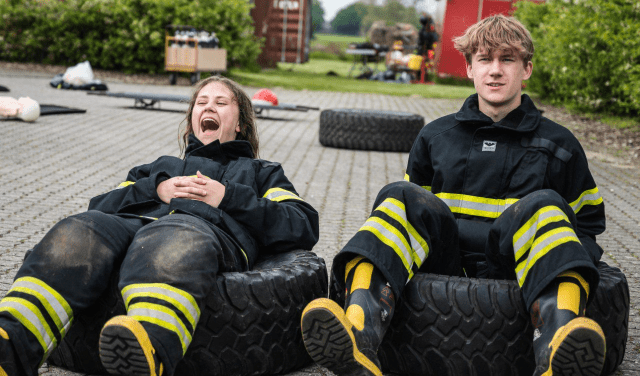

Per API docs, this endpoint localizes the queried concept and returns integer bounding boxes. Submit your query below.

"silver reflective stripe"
[0,300,54,351]
[570,189,602,212]
[437,196,515,217]
[513,208,567,255]
[123,286,199,325]
[128,306,191,348]
[378,201,427,263]
[363,218,413,268]
[516,228,578,281]
[13,279,71,334]
[264,188,301,201]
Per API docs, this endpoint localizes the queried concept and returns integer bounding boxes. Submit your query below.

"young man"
[301,14,606,376]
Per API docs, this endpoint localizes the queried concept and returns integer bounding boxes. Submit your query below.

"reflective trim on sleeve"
[513,206,570,261]
[569,187,603,214]
[403,174,432,191]
[128,302,192,355]
[515,227,581,286]
[117,181,135,189]
[122,284,200,329]
[11,277,73,337]
[0,297,56,361]
[436,192,519,219]
[376,198,429,267]
[359,217,414,280]
[263,187,303,202]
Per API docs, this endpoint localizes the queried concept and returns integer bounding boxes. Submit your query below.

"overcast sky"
[320,0,439,22]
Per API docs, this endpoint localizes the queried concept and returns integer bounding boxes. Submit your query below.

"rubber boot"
[99,316,164,376]
[531,271,605,376]
[0,327,22,376]
[301,256,395,376]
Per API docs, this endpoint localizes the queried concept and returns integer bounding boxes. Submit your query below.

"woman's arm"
[88,162,170,214]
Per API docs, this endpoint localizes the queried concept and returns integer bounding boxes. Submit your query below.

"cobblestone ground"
[0,71,638,376]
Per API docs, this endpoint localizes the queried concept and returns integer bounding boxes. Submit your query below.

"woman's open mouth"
[201,117,219,132]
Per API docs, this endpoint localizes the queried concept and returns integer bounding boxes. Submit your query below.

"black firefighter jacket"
[88,134,320,268]
[405,94,605,263]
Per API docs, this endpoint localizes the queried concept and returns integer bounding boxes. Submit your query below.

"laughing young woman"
[0,76,319,376]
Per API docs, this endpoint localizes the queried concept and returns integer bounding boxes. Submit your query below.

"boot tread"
[99,316,162,376]
[301,299,382,376]
[545,318,605,376]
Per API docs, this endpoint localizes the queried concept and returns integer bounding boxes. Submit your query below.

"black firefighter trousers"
[0,210,244,376]
[333,181,600,311]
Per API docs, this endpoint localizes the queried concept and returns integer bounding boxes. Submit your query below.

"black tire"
[48,250,328,376]
[319,109,424,152]
[169,73,177,85]
[329,261,629,376]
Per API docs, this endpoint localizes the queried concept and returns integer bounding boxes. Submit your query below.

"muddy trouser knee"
[0,210,143,376]
[332,181,461,300]
[484,189,600,309]
[117,214,245,376]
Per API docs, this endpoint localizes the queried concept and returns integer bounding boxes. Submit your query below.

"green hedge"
[515,0,640,115]
[0,0,262,73]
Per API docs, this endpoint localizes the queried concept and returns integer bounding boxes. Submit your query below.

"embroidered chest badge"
[482,140,497,152]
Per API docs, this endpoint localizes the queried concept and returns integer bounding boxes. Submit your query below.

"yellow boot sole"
[542,317,606,376]
[301,298,383,376]
[99,316,163,376]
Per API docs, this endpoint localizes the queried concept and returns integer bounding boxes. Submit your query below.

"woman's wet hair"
[180,76,259,158]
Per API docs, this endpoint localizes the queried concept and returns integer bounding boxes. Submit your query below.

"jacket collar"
[454,94,541,133]
[185,134,254,162]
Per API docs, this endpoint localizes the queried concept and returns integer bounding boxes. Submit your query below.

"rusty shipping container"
[250,0,312,67]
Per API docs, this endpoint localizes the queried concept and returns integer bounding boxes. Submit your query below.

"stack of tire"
[328,261,629,376]
[48,250,328,376]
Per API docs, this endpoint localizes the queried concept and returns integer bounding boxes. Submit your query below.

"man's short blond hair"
[453,14,534,66]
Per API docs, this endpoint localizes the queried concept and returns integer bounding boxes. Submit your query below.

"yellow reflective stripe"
[345,256,366,282]
[557,270,590,296]
[128,302,192,354]
[118,181,135,188]
[122,284,200,328]
[516,227,580,286]
[513,206,570,260]
[359,217,414,279]
[11,277,73,337]
[404,174,432,191]
[376,198,429,267]
[436,192,519,218]
[569,187,603,214]
[263,187,303,202]
[0,297,56,358]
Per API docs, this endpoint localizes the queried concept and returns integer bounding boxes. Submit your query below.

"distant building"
[250,0,313,67]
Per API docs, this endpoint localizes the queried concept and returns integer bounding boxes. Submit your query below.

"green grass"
[277,58,363,78]
[311,33,367,49]
[227,59,476,99]
[589,113,639,130]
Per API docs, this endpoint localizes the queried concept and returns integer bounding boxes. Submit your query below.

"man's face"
[466,47,533,117]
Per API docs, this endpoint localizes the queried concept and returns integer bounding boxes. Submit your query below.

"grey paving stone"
[0,71,638,375]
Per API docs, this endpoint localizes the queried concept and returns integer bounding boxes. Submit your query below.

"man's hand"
[157,171,226,207]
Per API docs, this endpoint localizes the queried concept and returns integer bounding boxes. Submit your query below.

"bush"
[515,0,640,115]
[0,0,262,74]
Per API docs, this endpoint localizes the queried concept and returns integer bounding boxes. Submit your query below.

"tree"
[311,0,325,37]
[331,2,370,35]
[361,0,420,34]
